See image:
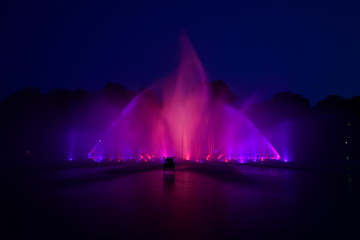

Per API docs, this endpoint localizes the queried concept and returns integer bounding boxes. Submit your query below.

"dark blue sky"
[3,0,360,103]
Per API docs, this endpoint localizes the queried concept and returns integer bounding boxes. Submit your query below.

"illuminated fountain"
[88,35,281,162]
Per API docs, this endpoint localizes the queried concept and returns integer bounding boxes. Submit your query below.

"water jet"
[88,35,281,163]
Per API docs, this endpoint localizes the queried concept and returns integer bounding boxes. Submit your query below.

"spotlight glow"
[88,35,281,162]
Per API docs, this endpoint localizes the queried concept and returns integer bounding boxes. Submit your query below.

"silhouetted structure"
[164,157,175,169]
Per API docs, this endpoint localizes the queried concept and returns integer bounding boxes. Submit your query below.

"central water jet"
[89,35,281,162]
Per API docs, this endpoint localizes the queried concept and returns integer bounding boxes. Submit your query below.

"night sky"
[3,0,360,103]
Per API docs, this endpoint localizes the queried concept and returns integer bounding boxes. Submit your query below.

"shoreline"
[2,158,360,174]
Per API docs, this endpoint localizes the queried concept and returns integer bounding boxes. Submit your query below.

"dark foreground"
[2,162,360,240]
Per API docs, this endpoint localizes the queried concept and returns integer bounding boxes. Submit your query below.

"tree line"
[1,80,359,167]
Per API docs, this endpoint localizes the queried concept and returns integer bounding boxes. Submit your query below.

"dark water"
[2,163,360,239]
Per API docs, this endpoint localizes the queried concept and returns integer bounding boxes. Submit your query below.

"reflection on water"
[163,170,176,191]
[3,163,360,240]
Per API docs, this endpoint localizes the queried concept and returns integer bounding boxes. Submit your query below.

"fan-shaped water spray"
[89,35,281,162]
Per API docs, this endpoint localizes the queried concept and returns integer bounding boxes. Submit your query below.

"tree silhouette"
[103,82,136,107]
[210,80,237,104]
[1,81,360,166]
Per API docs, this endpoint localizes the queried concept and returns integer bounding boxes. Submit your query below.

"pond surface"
[3,163,360,239]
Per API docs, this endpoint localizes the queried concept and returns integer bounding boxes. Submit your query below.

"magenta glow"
[88,35,281,162]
